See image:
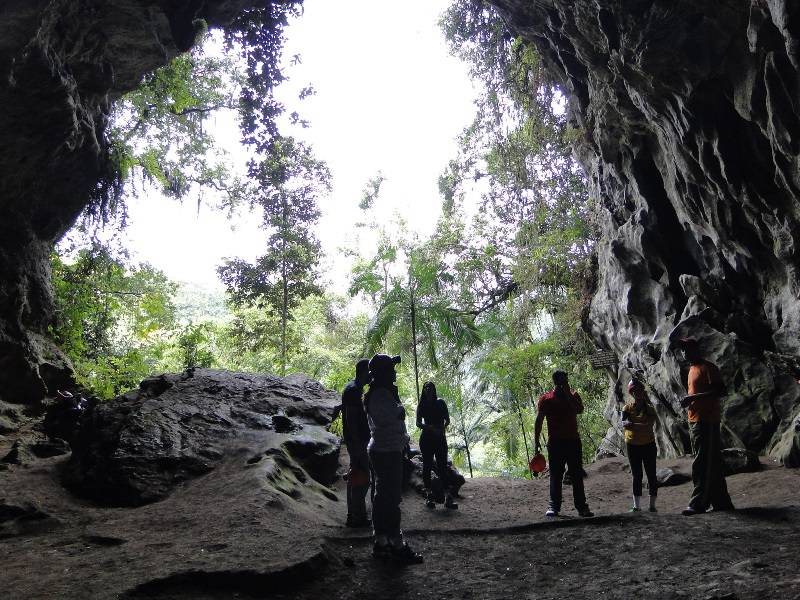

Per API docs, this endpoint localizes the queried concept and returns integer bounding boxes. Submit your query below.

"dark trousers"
[689,421,733,511]
[419,431,448,490]
[346,442,370,520]
[547,439,588,511]
[369,449,403,539]
[627,442,658,497]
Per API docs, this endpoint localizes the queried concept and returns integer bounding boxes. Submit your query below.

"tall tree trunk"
[460,412,474,478]
[515,397,532,477]
[410,284,420,401]
[281,282,287,376]
[280,213,288,377]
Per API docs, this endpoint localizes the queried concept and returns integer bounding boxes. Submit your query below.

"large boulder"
[490,0,800,461]
[721,447,761,476]
[62,369,341,507]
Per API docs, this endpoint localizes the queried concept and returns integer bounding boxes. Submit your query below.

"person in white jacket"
[364,353,423,564]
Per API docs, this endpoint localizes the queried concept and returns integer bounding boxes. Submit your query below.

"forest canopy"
[52,0,609,476]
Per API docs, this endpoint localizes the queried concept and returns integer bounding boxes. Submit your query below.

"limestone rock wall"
[0,0,255,403]
[490,0,800,463]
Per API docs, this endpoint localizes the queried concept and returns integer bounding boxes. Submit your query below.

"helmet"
[529,453,547,475]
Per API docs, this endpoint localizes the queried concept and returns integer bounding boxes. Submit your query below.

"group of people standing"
[339,354,443,564]
[534,337,733,518]
[338,336,734,565]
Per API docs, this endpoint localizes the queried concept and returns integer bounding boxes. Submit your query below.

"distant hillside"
[173,282,230,323]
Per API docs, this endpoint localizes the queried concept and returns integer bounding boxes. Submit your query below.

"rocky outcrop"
[0,1,259,404]
[63,369,341,506]
[491,0,800,463]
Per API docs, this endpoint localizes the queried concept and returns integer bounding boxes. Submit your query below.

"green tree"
[50,242,177,397]
[218,136,330,375]
[424,0,609,468]
[354,239,480,400]
[108,42,248,217]
[176,322,218,369]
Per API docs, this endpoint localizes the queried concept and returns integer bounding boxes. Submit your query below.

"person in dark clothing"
[416,381,457,509]
[341,359,372,528]
[672,338,734,515]
[364,354,423,564]
[534,370,594,518]
[622,378,658,512]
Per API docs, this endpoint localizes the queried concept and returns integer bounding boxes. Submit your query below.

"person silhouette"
[364,354,423,564]
[340,359,372,528]
[534,370,594,518]
[672,338,734,515]
[416,381,457,509]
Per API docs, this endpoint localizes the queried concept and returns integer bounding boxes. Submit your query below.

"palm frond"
[364,286,409,355]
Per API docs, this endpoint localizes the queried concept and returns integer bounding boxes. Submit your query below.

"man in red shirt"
[534,370,594,518]
[673,338,734,515]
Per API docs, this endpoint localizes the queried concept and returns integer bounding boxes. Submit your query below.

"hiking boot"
[578,508,595,518]
[444,495,458,510]
[346,516,372,528]
[682,506,706,516]
[390,542,424,564]
[545,508,559,517]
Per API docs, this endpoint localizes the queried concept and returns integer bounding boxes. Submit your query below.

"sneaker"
[425,499,436,509]
[681,506,706,516]
[545,509,559,517]
[390,542,424,564]
[628,507,640,513]
[578,508,595,518]
[444,496,459,510]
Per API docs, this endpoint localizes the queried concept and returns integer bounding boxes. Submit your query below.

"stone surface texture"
[63,369,341,506]
[0,0,256,404]
[490,0,800,464]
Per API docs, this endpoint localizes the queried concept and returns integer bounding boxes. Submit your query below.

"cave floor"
[3,453,800,600]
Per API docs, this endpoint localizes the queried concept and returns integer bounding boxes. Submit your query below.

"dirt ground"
[270,456,800,600]
[4,445,799,600]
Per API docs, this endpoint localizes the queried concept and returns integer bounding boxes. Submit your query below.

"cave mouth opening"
[13,0,502,407]
[7,0,613,470]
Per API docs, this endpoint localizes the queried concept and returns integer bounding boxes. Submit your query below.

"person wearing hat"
[534,370,594,518]
[622,378,658,512]
[363,353,423,563]
[341,359,372,528]
[673,338,734,515]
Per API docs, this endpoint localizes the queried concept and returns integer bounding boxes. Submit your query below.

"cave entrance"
[5,0,608,477]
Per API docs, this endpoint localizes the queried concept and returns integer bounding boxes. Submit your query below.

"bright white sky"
[121,0,478,292]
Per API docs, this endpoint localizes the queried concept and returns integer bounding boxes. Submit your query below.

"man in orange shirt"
[534,370,594,518]
[673,338,734,515]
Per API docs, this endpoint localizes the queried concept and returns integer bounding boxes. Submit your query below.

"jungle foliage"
[53,0,611,476]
